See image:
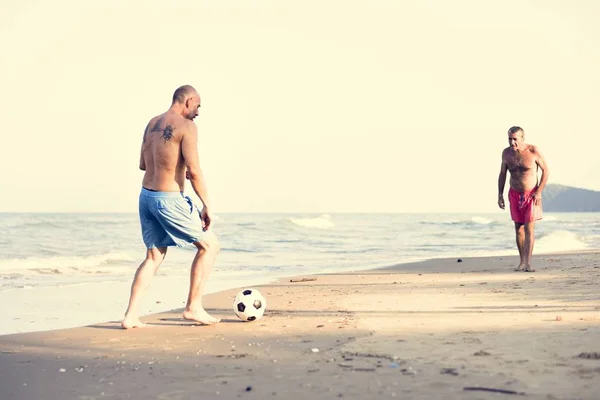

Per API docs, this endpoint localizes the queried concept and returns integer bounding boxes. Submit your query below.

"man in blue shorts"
[122,85,221,329]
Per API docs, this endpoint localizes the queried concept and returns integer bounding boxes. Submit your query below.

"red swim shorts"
[508,187,543,224]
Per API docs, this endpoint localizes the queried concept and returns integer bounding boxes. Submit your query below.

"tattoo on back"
[161,124,174,143]
[150,120,175,143]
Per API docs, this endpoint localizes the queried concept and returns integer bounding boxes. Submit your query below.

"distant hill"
[542,184,600,212]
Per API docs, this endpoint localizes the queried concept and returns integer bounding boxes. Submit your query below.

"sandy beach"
[1,251,599,400]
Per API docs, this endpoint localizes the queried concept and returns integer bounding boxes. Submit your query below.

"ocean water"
[1,212,599,335]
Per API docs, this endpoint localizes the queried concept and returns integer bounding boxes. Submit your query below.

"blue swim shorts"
[138,187,206,249]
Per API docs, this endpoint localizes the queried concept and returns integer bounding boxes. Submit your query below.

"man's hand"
[498,195,505,210]
[532,191,542,206]
[200,208,212,231]
[186,170,191,180]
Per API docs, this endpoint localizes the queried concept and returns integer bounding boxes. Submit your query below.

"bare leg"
[514,223,526,271]
[182,232,221,324]
[122,247,167,329]
[523,222,536,272]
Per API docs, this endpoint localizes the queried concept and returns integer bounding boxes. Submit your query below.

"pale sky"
[1,0,599,213]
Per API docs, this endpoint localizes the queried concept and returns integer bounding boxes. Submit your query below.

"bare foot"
[121,316,147,329]
[514,263,526,272]
[182,309,221,325]
[523,266,536,272]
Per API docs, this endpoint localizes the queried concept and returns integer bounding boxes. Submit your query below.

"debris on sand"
[577,352,600,359]
[440,368,459,376]
[290,277,317,283]
[464,387,525,395]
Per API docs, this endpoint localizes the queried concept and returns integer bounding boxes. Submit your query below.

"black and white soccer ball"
[233,288,266,321]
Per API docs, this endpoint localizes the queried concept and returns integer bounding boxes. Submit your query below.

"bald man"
[498,126,549,273]
[122,85,221,329]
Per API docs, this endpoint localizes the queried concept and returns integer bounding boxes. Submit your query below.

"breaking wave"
[536,230,589,253]
[0,252,135,275]
[286,214,335,229]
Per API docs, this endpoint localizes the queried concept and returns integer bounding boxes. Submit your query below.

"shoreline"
[1,250,600,399]
[1,248,598,336]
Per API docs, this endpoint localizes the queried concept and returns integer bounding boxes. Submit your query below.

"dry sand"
[1,252,599,399]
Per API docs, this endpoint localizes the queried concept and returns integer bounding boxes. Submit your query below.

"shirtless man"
[498,126,549,272]
[122,85,220,329]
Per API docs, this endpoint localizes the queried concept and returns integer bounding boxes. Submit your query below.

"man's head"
[507,126,524,150]
[171,85,201,120]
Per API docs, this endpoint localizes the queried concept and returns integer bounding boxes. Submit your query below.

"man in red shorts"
[498,126,550,272]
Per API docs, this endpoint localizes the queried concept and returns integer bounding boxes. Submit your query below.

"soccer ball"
[233,288,266,321]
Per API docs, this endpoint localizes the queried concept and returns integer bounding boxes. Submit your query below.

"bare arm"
[498,151,508,196]
[497,151,508,209]
[139,145,146,171]
[533,146,549,193]
[532,146,549,207]
[181,122,211,210]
